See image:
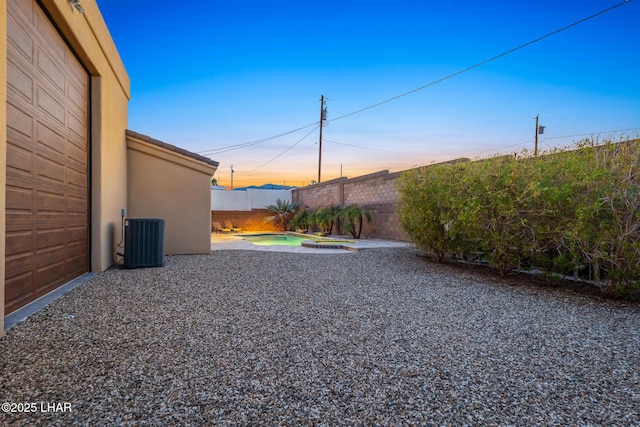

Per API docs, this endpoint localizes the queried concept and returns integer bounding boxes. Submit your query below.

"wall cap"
[126,130,219,168]
[126,130,218,175]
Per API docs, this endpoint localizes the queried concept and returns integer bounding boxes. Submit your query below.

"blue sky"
[96,0,640,187]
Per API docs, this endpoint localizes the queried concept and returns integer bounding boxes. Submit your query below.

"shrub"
[397,138,640,298]
[398,164,462,262]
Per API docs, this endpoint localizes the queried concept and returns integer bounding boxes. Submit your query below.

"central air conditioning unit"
[124,218,165,269]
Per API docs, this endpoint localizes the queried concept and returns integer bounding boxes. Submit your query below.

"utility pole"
[230,164,234,190]
[534,114,539,157]
[534,114,546,157]
[318,95,327,183]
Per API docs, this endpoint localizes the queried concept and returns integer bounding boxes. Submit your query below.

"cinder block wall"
[293,170,410,241]
[293,177,347,208]
[212,209,280,232]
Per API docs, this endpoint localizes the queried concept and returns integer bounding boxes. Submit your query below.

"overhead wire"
[543,127,640,140]
[466,140,534,158]
[249,126,319,171]
[199,0,632,161]
[197,122,317,155]
[464,126,640,158]
[323,139,401,153]
[326,0,632,123]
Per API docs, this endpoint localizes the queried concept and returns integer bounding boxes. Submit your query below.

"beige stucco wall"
[126,134,217,255]
[2,0,130,333]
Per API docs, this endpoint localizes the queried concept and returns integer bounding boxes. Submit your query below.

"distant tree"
[211,177,218,186]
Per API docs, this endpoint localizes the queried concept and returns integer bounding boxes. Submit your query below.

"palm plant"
[265,199,299,231]
[341,204,373,239]
[289,208,311,232]
[313,205,342,235]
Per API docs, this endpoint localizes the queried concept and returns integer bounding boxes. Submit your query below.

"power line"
[323,139,402,154]
[543,127,640,140]
[327,0,632,124]
[197,122,317,155]
[249,126,319,171]
[467,141,533,158]
[466,126,640,158]
[198,0,631,159]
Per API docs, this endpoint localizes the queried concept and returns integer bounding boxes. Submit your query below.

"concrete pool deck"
[211,231,411,253]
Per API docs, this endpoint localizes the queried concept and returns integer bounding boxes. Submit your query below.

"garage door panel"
[67,79,88,110]
[7,103,34,139]
[68,225,88,242]
[6,0,89,314]
[66,262,88,284]
[67,196,87,214]
[35,180,81,198]
[67,243,88,258]
[36,228,66,252]
[37,50,66,93]
[68,223,87,237]
[5,230,34,258]
[5,272,34,310]
[6,185,34,212]
[12,0,34,21]
[67,110,88,141]
[68,136,87,161]
[5,250,34,275]
[68,163,88,181]
[5,214,35,232]
[7,12,34,63]
[36,191,66,213]
[35,13,66,64]
[36,120,66,154]
[35,154,66,183]
[36,87,66,125]
[68,169,86,190]
[66,222,88,237]
[8,61,34,102]
[68,250,88,266]
[6,143,34,177]
[36,261,66,292]
[67,53,88,84]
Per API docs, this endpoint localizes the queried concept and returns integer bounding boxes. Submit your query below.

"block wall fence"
[292,170,411,242]
[212,209,280,232]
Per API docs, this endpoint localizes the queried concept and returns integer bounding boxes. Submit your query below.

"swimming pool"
[242,234,306,246]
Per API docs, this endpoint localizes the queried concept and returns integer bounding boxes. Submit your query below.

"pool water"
[242,234,305,246]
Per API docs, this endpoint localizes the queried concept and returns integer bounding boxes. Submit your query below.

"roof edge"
[125,130,219,167]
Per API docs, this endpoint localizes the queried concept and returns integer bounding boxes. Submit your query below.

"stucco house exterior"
[1,0,218,334]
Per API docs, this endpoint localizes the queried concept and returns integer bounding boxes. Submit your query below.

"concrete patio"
[211,231,411,253]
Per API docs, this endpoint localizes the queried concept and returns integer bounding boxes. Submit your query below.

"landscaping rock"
[1,248,638,425]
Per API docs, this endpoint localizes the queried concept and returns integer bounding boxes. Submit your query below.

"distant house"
[233,184,297,191]
[1,0,217,333]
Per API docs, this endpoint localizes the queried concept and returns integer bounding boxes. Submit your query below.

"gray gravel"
[1,248,639,426]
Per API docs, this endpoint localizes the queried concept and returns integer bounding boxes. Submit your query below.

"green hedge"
[397,139,640,298]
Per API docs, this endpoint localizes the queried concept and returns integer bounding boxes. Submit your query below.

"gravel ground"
[1,247,639,426]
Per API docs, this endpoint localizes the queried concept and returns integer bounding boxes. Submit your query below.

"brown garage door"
[5,0,89,313]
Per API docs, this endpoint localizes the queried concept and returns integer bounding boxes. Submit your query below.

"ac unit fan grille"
[124,218,165,268]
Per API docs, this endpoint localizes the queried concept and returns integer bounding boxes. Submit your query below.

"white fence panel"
[211,188,292,211]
